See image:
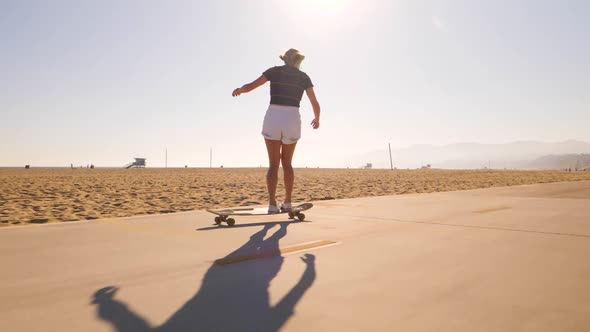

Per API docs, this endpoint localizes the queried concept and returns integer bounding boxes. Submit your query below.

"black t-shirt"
[262,65,314,107]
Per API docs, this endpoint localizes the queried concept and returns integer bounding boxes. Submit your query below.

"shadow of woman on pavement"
[91,222,316,332]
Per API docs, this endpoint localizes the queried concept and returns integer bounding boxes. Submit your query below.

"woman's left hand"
[232,88,242,97]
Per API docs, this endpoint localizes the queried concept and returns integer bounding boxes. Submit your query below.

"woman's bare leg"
[280,142,297,204]
[265,139,282,207]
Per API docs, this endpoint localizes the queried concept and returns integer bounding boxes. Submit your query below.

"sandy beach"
[1,168,589,226]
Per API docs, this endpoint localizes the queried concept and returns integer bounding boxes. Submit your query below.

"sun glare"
[297,0,357,12]
[303,0,342,9]
[287,0,369,31]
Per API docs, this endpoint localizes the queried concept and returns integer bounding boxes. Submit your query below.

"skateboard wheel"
[288,211,295,219]
[297,213,305,221]
[214,216,222,225]
[227,218,236,226]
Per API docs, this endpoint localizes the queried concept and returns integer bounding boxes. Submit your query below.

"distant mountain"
[527,154,590,170]
[350,140,590,169]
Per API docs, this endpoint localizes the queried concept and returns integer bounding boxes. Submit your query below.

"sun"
[295,0,355,11]
[303,0,342,9]
[286,0,367,27]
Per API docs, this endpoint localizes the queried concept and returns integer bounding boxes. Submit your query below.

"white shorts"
[261,104,301,144]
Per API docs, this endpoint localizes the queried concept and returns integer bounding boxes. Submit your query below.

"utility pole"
[388,143,393,170]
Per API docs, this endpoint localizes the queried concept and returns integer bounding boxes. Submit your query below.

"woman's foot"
[268,204,280,214]
[280,202,292,212]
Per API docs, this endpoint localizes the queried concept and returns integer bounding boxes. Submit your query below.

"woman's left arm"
[232,75,268,97]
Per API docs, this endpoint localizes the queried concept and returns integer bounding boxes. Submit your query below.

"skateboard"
[206,203,313,226]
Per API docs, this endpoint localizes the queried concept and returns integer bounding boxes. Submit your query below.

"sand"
[1,168,589,226]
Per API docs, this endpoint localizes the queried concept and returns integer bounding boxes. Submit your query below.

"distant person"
[232,48,321,213]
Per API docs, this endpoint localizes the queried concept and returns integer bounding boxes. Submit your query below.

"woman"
[232,48,321,213]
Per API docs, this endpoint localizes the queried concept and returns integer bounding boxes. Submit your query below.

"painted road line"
[214,240,339,266]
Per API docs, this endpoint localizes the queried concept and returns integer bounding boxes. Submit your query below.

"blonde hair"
[280,48,305,69]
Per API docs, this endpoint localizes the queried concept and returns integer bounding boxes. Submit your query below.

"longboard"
[206,203,313,226]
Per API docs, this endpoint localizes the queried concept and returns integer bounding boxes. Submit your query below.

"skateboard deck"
[207,203,313,226]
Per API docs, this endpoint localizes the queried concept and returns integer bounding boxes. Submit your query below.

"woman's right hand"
[305,87,321,129]
[311,117,320,129]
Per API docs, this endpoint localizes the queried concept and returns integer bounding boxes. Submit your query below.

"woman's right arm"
[305,87,321,129]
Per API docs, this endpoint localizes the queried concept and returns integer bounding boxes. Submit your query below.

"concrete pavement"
[1,181,589,331]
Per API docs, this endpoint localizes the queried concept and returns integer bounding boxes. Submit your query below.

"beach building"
[124,158,146,169]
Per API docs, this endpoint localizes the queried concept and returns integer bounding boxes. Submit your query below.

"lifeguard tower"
[124,158,146,169]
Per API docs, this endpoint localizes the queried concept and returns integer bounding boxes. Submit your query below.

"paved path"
[1,181,589,331]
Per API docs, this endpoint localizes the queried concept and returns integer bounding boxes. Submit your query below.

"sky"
[1,0,589,168]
